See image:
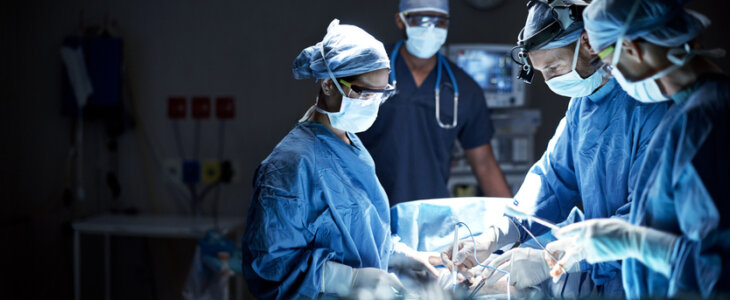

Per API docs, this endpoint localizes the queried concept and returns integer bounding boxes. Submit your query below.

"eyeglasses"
[403,12,450,28]
[339,79,396,102]
[598,45,615,61]
[588,45,615,69]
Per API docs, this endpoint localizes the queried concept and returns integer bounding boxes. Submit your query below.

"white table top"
[72,214,244,238]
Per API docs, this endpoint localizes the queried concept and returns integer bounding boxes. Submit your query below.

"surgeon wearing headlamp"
[443,1,668,297]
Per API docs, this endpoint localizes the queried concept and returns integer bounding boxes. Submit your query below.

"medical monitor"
[446,44,526,108]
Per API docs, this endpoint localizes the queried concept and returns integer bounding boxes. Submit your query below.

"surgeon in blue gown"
[443,1,668,298]
[546,0,730,298]
[242,19,406,299]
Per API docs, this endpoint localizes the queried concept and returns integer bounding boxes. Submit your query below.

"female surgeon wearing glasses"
[241,19,436,300]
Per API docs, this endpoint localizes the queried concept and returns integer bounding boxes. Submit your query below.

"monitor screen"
[447,44,525,107]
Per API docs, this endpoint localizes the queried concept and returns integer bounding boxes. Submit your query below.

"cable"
[172,120,186,160]
[193,119,201,160]
[502,205,566,273]
[455,221,510,300]
[515,221,561,264]
[213,120,226,229]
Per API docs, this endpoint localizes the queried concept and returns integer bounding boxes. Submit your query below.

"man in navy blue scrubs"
[358,0,511,206]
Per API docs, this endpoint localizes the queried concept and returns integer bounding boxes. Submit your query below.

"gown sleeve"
[665,94,730,297]
[242,167,336,299]
[513,108,581,239]
[588,101,670,284]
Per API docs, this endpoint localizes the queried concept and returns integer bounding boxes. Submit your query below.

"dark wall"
[2,0,729,299]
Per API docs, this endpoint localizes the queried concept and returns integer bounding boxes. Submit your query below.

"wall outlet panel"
[192,96,211,119]
[167,97,186,119]
[201,160,221,184]
[182,160,201,184]
[163,158,182,181]
[216,96,235,119]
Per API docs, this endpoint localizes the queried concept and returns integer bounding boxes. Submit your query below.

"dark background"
[2,0,728,299]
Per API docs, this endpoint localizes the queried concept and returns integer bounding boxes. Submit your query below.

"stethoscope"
[390,40,460,129]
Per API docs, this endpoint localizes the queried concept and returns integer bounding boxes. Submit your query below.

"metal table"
[72,214,244,300]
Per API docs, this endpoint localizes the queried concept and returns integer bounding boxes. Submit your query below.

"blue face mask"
[611,41,723,103]
[401,14,448,59]
[610,60,675,103]
[315,90,381,133]
[545,40,606,98]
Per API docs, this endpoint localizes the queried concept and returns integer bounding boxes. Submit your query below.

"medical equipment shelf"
[449,108,541,196]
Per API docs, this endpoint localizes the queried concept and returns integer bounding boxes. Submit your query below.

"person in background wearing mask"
[443,1,668,298]
[545,0,730,298]
[242,19,436,299]
[358,0,512,207]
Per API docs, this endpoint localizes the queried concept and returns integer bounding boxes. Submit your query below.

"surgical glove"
[543,237,584,280]
[389,242,440,280]
[323,261,405,296]
[441,217,520,271]
[352,268,405,294]
[481,248,551,289]
[545,218,678,280]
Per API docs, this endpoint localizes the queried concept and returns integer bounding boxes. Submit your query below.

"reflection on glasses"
[403,12,450,28]
[339,79,396,103]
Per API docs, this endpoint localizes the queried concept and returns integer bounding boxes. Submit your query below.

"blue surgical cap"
[292,19,389,80]
[399,0,449,15]
[523,0,584,50]
[583,0,710,51]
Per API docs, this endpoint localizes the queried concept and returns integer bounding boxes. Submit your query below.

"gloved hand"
[389,242,440,280]
[352,268,405,294]
[543,237,584,281]
[323,261,405,297]
[480,247,551,289]
[441,217,519,271]
[544,218,678,280]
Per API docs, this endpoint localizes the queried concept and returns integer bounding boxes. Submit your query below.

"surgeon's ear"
[621,39,644,64]
[395,13,405,30]
[321,78,335,96]
[580,32,595,54]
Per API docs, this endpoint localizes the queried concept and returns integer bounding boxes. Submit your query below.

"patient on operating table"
[390,198,597,298]
[436,252,537,298]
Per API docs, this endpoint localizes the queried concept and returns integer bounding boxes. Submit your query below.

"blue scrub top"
[512,78,669,296]
[242,121,393,299]
[623,74,730,299]
[357,46,494,206]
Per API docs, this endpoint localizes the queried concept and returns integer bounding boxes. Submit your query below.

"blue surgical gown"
[624,74,730,299]
[357,46,494,206]
[242,121,393,299]
[512,78,669,297]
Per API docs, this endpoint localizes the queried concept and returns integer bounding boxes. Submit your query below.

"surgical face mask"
[609,37,687,103]
[611,41,724,103]
[401,14,447,59]
[610,63,675,103]
[315,90,381,133]
[545,40,606,97]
